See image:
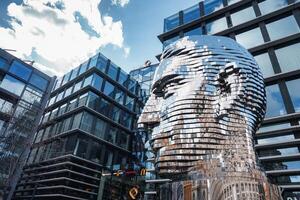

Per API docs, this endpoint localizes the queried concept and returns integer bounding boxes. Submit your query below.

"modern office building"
[0,49,54,199]
[156,0,300,199]
[130,62,158,103]
[12,52,144,199]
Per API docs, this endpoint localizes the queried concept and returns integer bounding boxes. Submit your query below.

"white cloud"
[111,0,130,7]
[124,46,130,58]
[0,0,128,76]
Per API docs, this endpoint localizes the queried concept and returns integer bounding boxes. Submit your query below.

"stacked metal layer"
[138,35,282,200]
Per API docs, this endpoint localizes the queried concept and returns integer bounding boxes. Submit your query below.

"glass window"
[82,74,93,88]
[97,54,108,72]
[64,86,73,97]
[275,43,300,73]
[0,75,25,96]
[206,17,228,35]
[70,67,79,80]
[116,131,129,150]
[108,63,118,80]
[118,70,128,86]
[128,79,136,93]
[67,98,78,112]
[164,13,179,32]
[0,57,8,70]
[227,0,240,5]
[263,160,300,171]
[125,95,134,110]
[286,79,300,112]
[54,78,62,90]
[62,72,71,85]
[184,27,203,37]
[258,0,288,16]
[80,112,94,133]
[72,112,82,129]
[115,88,125,105]
[112,106,120,123]
[89,142,103,164]
[183,5,200,24]
[92,74,103,91]
[29,73,48,91]
[87,92,99,110]
[254,53,274,77]
[55,90,64,103]
[58,103,67,116]
[231,7,256,26]
[75,138,89,159]
[257,134,294,144]
[49,107,59,120]
[265,84,287,118]
[258,122,290,132]
[78,93,88,107]
[98,98,111,117]
[103,148,113,167]
[9,60,32,81]
[163,35,180,49]
[94,118,106,139]
[78,61,89,75]
[103,81,115,98]
[258,147,299,157]
[204,0,223,15]
[105,125,117,144]
[89,54,98,68]
[0,98,13,114]
[22,86,43,105]
[266,16,300,41]
[235,27,264,49]
[73,80,83,93]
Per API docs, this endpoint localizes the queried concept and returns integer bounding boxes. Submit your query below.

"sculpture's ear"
[215,62,244,120]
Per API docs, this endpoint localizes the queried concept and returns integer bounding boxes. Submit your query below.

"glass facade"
[0,49,53,198]
[14,52,143,199]
[160,0,300,196]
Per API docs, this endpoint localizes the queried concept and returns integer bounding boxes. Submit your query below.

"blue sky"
[0,0,200,76]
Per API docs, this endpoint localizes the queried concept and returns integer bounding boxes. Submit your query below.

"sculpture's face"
[139,36,266,175]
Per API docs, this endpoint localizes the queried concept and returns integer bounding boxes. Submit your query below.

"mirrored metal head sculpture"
[139,36,282,200]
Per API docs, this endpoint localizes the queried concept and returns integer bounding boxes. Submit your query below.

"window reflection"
[0,75,25,96]
[164,13,179,32]
[103,81,115,98]
[265,84,286,118]
[183,5,200,24]
[204,0,223,15]
[29,73,48,91]
[254,53,274,77]
[108,63,118,80]
[258,147,299,157]
[235,27,264,49]
[286,79,300,112]
[9,60,32,81]
[258,0,288,16]
[258,122,290,132]
[263,160,300,171]
[257,134,294,145]
[275,43,300,73]
[227,0,240,5]
[184,27,203,37]
[266,15,300,41]
[231,6,256,26]
[206,17,228,35]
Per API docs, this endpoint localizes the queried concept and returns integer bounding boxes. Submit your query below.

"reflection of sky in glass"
[290,176,300,183]
[278,147,299,155]
[266,15,300,41]
[286,79,300,112]
[258,0,288,15]
[265,84,286,118]
[204,0,223,15]
[163,36,180,49]
[257,134,294,144]
[235,27,264,49]
[254,53,274,77]
[183,5,200,24]
[206,17,227,35]
[184,27,202,36]
[164,13,179,32]
[283,161,300,170]
[227,0,241,5]
[275,42,300,73]
[231,6,256,26]
[258,122,290,132]
[0,75,25,96]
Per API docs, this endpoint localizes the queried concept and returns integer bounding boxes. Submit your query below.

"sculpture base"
[158,170,282,200]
